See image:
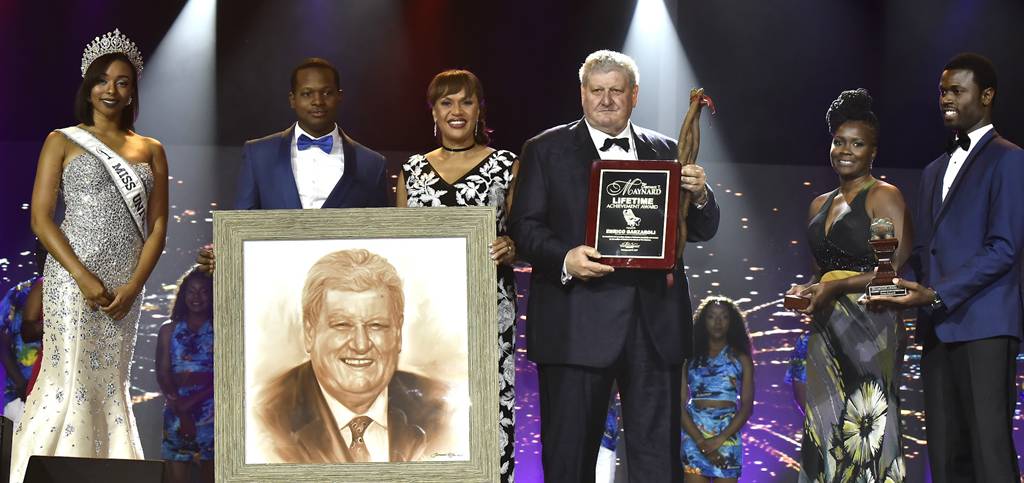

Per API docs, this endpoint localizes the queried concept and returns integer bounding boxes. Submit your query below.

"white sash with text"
[58,126,148,238]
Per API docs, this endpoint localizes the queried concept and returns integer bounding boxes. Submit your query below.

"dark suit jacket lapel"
[935,130,998,226]
[293,362,353,462]
[387,376,428,462]
[928,154,948,223]
[322,131,360,209]
[571,118,601,166]
[276,127,304,209]
[631,125,659,160]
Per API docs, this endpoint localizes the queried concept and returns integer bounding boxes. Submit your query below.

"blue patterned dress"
[600,392,622,451]
[0,277,43,409]
[785,331,810,386]
[681,346,744,478]
[162,319,214,462]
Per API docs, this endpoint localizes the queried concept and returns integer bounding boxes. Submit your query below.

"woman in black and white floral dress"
[397,69,519,482]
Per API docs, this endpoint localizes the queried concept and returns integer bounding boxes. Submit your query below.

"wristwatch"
[692,190,709,210]
[929,289,944,311]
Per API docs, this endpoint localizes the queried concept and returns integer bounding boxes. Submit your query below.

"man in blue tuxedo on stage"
[198,58,389,270]
[510,50,720,482]
[234,57,389,210]
[869,53,1024,482]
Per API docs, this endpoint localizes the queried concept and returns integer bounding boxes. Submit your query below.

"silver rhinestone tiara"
[80,29,144,78]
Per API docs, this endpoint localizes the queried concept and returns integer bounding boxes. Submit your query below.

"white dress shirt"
[291,123,345,209]
[584,119,706,208]
[561,121,639,283]
[319,382,390,462]
[942,124,993,201]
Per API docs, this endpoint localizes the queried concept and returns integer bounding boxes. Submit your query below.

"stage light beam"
[136,0,217,144]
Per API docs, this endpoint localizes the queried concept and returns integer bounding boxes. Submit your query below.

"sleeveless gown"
[798,183,906,483]
[9,145,152,483]
[402,150,517,481]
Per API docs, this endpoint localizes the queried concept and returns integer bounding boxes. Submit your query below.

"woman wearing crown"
[9,29,168,483]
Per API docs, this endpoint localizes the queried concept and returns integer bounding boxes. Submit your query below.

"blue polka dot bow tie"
[297,134,333,154]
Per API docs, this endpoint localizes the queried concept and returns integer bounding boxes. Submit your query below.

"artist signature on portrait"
[431,452,465,459]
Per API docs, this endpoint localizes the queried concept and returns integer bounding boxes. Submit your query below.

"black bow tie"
[945,133,970,155]
[600,137,630,152]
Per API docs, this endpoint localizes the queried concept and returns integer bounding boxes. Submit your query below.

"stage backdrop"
[1,1,1023,481]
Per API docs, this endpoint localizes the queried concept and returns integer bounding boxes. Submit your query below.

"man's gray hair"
[301,249,404,329]
[578,49,640,87]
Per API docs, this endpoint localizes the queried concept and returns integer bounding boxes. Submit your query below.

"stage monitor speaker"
[1,417,12,482]
[22,455,165,483]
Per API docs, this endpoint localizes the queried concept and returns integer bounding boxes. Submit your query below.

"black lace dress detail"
[402,149,518,481]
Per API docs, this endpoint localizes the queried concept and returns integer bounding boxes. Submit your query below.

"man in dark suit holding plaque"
[868,53,1024,482]
[509,49,720,482]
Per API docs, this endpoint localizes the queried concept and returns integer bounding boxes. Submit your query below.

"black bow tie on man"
[600,137,631,152]
[946,131,971,154]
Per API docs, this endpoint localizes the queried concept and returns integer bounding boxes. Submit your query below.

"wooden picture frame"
[214,207,498,481]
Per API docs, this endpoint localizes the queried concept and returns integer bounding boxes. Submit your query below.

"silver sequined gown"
[9,148,152,483]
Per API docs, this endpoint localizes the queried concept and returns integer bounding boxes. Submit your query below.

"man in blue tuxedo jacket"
[869,53,1024,482]
[198,58,389,270]
[510,50,720,482]
[234,57,389,210]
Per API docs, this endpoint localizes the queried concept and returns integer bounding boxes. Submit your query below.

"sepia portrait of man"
[253,248,454,463]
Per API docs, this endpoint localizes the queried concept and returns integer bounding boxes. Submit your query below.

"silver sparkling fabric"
[9,151,153,483]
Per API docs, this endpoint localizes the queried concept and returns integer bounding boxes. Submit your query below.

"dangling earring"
[433,123,437,138]
[127,97,133,106]
[475,122,480,137]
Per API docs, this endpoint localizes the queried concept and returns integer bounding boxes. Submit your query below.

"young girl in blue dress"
[785,330,809,415]
[156,267,214,483]
[680,296,754,482]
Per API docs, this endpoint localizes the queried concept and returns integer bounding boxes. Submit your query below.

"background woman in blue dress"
[680,296,755,482]
[157,267,214,483]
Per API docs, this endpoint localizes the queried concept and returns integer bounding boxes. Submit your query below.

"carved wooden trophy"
[866,217,908,297]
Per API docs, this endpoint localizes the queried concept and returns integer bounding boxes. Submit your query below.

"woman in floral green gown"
[788,89,909,483]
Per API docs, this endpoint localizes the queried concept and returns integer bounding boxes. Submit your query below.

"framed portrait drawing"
[214,207,498,481]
